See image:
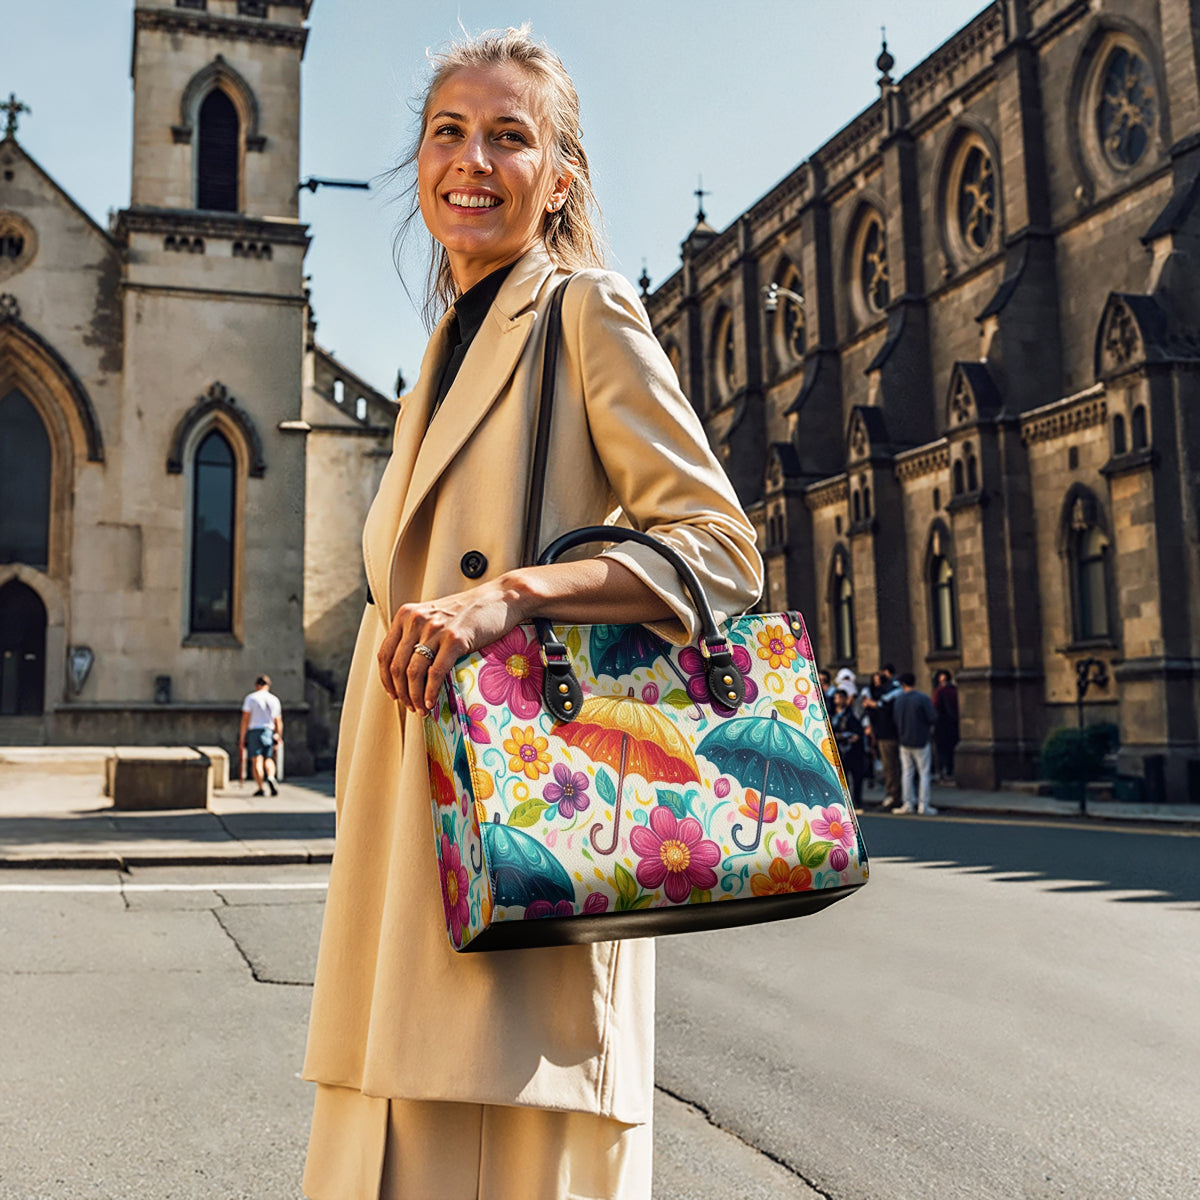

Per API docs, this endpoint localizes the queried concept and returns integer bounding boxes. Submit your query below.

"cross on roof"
[694,177,710,223]
[2,93,30,138]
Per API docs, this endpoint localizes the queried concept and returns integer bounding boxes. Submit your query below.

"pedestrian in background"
[894,672,937,815]
[863,663,902,808]
[831,687,865,811]
[239,674,282,797]
[932,668,960,783]
[819,668,835,709]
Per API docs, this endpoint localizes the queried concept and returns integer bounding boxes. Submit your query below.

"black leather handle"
[533,526,746,723]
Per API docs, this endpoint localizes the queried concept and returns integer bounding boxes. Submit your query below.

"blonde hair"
[394,25,606,326]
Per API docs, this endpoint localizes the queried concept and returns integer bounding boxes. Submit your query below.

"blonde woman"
[302,27,761,1200]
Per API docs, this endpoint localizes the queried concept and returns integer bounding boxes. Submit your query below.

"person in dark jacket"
[932,669,960,781]
[831,688,866,811]
[893,672,938,815]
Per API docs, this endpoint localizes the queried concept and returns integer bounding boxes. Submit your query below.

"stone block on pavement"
[108,748,213,811]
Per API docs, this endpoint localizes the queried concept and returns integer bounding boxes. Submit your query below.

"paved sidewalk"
[2,750,1197,869]
[0,751,335,868]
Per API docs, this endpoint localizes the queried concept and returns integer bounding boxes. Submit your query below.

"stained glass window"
[1075,526,1110,641]
[0,389,50,569]
[1098,47,1156,168]
[957,146,995,252]
[860,216,889,314]
[197,90,239,212]
[931,557,957,651]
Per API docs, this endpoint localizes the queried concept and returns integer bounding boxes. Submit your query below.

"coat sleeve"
[561,269,763,643]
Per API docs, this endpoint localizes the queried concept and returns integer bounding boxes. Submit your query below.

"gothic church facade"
[0,0,393,768]
[645,0,1200,795]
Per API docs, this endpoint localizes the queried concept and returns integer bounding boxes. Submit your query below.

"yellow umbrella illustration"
[554,689,700,855]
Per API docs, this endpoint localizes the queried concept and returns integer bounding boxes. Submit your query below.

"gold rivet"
[723,674,732,684]
[727,690,737,700]
[791,623,802,634]
[564,700,573,711]
[558,682,569,694]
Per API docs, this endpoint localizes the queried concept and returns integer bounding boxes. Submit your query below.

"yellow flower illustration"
[756,624,798,670]
[503,725,551,780]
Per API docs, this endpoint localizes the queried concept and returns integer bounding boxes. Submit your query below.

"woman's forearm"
[503,558,675,628]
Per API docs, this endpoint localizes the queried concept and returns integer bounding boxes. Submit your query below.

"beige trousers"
[303,1084,653,1200]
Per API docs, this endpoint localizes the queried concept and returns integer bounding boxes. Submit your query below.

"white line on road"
[0,882,329,894]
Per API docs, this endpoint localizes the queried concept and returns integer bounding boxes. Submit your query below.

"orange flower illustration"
[750,857,813,896]
[756,624,798,670]
[502,725,551,780]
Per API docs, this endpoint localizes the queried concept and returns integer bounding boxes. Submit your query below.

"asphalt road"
[0,813,1196,1199]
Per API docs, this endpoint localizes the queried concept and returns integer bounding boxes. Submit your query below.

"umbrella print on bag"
[480,817,576,908]
[696,710,844,852]
[589,625,704,719]
[554,689,700,855]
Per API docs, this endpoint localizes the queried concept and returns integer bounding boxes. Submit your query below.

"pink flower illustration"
[678,644,758,716]
[641,682,660,705]
[464,703,491,745]
[583,891,609,914]
[811,806,856,850]
[792,693,808,712]
[478,628,544,720]
[438,833,470,947]
[714,777,731,799]
[543,763,591,818]
[630,806,721,904]
[829,846,850,872]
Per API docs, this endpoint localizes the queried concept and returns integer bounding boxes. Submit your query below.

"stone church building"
[0,0,394,770]
[645,0,1200,796]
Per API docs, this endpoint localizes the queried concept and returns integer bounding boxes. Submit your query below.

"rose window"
[1097,46,1156,168]
[957,146,995,252]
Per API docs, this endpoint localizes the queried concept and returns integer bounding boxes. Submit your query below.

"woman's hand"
[377,577,526,715]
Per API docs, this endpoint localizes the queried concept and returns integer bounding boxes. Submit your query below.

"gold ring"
[414,643,436,662]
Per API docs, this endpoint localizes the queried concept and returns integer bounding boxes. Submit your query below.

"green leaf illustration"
[689,887,712,904]
[656,789,687,820]
[596,771,617,806]
[631,895,655,909]
[441,814,455,842]
[507,799,550,828]
[614,863,640,911]
[802,840,832,869]
[566,626,583,660]
[663,687,694,711]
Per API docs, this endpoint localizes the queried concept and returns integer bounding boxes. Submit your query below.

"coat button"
[460,550,488,579]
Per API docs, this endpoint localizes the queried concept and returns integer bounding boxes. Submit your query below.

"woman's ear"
[546,159,577,213]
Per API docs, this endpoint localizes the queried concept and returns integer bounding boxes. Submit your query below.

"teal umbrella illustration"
[591,624,704,719]
[481,816,575,908]
[697,710,844,852]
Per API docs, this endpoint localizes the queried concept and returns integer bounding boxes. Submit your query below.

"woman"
[301,27,762,1200]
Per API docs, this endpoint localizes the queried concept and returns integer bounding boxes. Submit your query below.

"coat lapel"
[385,250,559,599]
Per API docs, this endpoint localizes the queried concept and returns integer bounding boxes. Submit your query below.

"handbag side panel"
[426,687,492,950]
[443,613,868,948]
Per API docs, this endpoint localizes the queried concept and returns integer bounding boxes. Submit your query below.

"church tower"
[105,0,314,749]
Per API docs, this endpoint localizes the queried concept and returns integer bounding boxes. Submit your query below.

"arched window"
[711,308,737,405]
[197,89,240,212]
[0,580,46,715]
[953,460,965,496]
[1131,404,1148,450]
[1097,44,1156,169]
[931,556,958,651]
[966,448,979,492]
[956,144,996,253]
[862,483,872,520]
[770,261,805,370]
[852,489,861,523]
[834,576,855,662]
[856,212,890,315]
[1074,525,1111,641]
[0,388,51,569]
[190,429,236,632]
[1112,413,1127,454]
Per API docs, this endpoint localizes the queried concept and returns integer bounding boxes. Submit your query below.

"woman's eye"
[497,130,528,145]
[433,123,461,138]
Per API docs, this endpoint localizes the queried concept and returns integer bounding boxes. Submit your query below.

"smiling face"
[417,63,573,294]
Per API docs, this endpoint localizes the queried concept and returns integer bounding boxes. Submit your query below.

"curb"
[0,849,334,870]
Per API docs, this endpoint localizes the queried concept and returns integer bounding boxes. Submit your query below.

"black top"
[431,263,516,416]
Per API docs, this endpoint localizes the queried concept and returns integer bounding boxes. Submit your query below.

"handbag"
[425,279,868,952]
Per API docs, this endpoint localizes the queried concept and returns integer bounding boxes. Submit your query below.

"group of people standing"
[822,665,960,816]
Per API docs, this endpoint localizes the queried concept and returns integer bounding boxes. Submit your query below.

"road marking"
[0,882,329,894]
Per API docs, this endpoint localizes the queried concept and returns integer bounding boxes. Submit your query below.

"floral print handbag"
[426,526,869,952]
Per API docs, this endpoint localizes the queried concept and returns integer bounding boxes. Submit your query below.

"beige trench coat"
[302,247,762,1125]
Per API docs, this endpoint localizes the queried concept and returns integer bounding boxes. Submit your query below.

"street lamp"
[1075,657,1109,729]
[762,282,804,313]
[298,177,371,194]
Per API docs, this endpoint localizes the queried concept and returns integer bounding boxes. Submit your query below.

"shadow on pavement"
[859,812,1200,906]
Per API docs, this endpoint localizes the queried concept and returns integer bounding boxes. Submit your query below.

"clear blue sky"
[9,0,986,396]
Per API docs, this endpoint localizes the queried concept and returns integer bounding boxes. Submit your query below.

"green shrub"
[1039,723,1119,798]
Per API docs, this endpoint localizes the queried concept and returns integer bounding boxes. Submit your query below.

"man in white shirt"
[239,674,283,796]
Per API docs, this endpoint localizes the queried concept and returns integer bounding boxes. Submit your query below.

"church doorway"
[0,580,46,714]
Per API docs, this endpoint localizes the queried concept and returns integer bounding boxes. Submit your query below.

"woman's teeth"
[448,193,499,208]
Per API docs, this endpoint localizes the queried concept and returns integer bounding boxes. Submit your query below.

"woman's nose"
[457,133,491,175]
